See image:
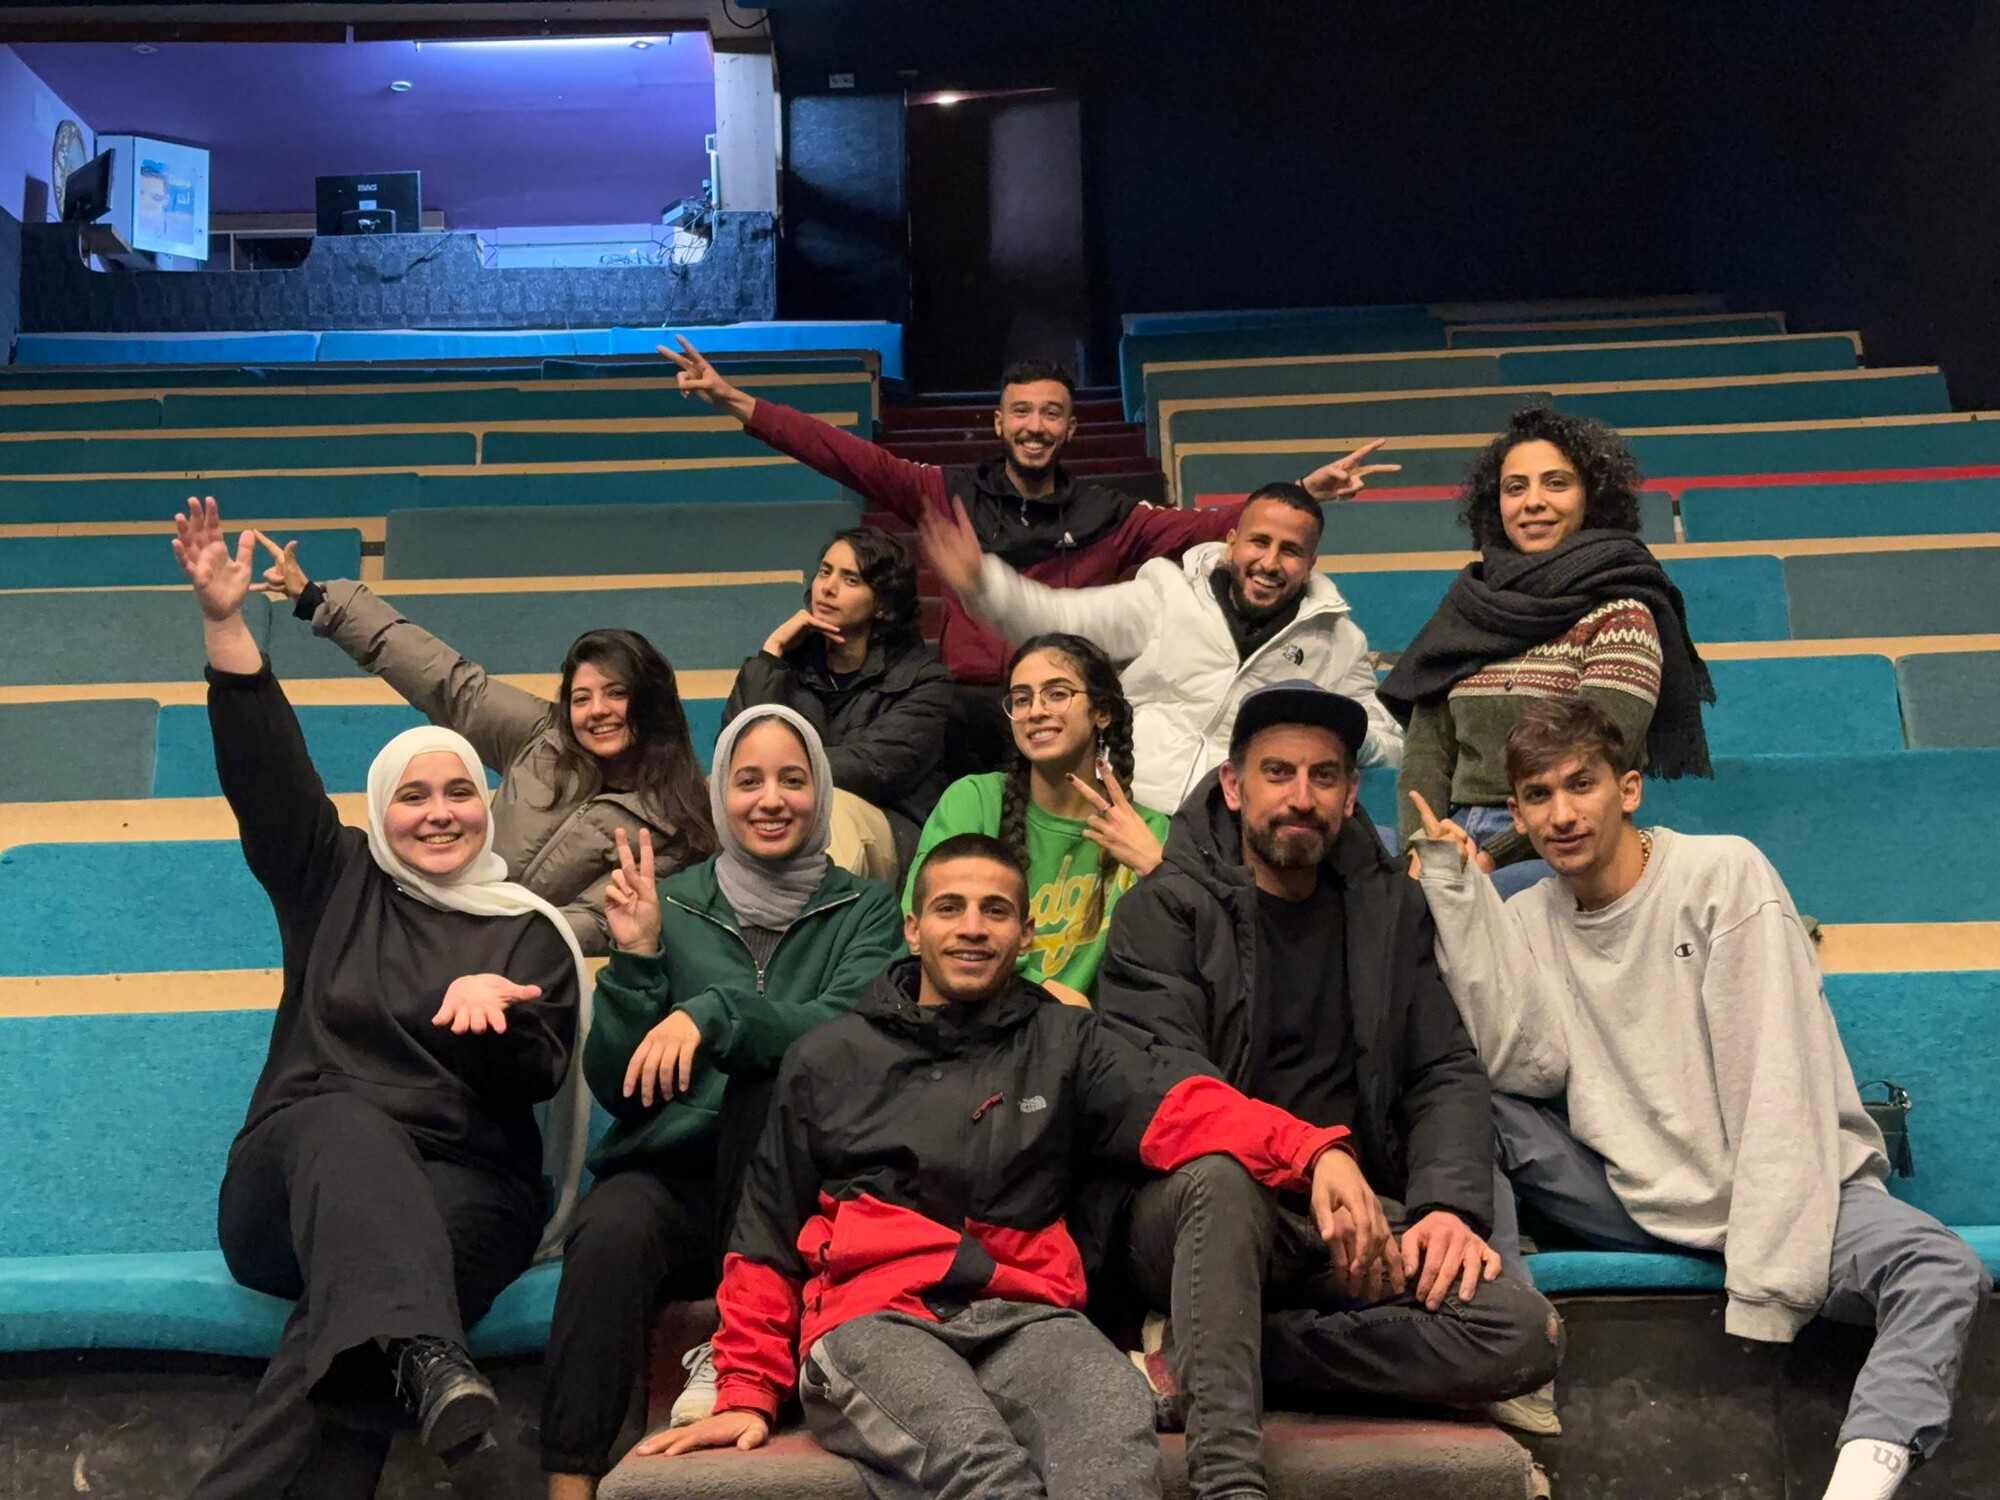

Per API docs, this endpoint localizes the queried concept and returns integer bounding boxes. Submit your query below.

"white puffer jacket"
[964,541,1403,813]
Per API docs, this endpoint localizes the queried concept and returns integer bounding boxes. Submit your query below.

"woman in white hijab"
[173,498,589,1500]
[541,704,904,1499]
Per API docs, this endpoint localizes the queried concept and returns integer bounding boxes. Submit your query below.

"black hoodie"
[1096,769,1493,1230]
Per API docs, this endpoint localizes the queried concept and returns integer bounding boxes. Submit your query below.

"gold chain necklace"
[1638,828,1654,869]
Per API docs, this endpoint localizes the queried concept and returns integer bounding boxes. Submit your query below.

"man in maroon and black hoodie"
[632,832,1392,1500]
[663,338,1397,768]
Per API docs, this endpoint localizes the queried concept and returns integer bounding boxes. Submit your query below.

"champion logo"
[1019,1095,1048,1114]
[1674,942,1695,958]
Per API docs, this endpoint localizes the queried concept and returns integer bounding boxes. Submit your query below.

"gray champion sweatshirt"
[1415,826,1888,1343]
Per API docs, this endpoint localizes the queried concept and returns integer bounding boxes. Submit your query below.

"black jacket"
[211,663,578,1187]
[725,633,953,860]
[711,958,1347,1418]
[1096,770,1493,1230]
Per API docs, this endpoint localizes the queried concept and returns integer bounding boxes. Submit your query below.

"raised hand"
[623,1010,703,1108]
[171,496,260,622]
[432,973,544,1035]
[1301,438,1403,503]
[1310,1145,1402,1301]
[1406,790,1493,877]
[257,533,310,601]
[1071,763,1164,877]
[762,608,843,660]
[1400,1209,1503,1310]
[605,827,663,956]
[633,1409,770,1458]
[915,497,985,598]
[658,336,755,423]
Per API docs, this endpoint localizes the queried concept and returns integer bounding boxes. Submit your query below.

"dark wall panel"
[19,214,776,334]
[0,206,20,363]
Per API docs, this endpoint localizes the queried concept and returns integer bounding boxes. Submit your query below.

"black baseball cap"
[1228,679,1370,760]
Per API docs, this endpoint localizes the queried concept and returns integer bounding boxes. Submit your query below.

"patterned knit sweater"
[1395,599,1663,865]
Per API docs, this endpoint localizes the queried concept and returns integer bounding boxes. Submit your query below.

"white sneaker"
[1487,1380,1561,1436]
[668,1341,718,1428]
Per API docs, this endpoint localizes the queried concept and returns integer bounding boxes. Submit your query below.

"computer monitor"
[315,172,421,236]
[62,150,114,224]
[94,134,211,258]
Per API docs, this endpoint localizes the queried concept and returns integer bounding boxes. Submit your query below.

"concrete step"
[601,1414,1535,1500]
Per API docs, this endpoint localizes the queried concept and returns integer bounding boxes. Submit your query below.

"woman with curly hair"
[1380,407,1714,897]
[904,633,1168,1005]
[725,525,952,883]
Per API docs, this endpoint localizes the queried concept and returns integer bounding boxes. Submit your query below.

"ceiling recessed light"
[132,43,157,55]
[629,38,653,49]
[389,80,414,93]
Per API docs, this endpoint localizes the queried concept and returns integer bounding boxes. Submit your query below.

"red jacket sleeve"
[1111,497,1245,571]
[745,398,948,527]
[1138,1074,1353,1191]
[712,1253,802,1422]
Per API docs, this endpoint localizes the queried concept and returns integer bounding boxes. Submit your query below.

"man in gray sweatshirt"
[1411,697,1988,1500]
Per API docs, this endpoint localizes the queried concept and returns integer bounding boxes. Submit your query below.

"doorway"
[903,89,1087,393]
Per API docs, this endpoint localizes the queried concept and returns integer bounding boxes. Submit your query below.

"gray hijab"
[710,704,835,930]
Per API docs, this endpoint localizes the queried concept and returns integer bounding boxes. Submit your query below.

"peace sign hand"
[1301,438,1404,503]
[171,496,260,622]
[1070,763,1165,877]
[1406,791,1493,879]
[657,336,755,423]
[256,532,310,601]
[915,497,985,598]
[605,827,663,956]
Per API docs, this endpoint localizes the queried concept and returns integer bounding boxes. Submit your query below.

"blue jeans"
[1451,803,1554,900]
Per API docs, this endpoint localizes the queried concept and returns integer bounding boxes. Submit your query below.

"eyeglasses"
[1001,684,1086,719]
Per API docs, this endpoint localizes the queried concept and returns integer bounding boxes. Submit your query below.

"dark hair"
[548,628,717,857]
[1459,406,1644,551]
[1000,633,1135,942]
[809,525,921,652]
[912,831,1028,912]
[997,359,1076,399]
[1504,697,1634,788]
[1241,479,1325,543]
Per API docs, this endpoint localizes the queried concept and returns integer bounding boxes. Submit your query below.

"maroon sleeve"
[1112,498,1247,571]
[744,399,949,527]
[1138,1074,1354,1190]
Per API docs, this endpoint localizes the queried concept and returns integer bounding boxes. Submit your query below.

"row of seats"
[1,306,1994,1434]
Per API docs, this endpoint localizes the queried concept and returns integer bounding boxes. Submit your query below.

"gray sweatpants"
[1488,1094,1991,1459]
[800,1298,1162,1500]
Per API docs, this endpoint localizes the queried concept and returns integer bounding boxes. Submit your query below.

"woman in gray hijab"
[540,707,906,1498]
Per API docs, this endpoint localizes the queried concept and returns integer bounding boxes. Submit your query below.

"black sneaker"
[389,1336,499,1458]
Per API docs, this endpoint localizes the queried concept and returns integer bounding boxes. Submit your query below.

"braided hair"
[999,633,1138,942]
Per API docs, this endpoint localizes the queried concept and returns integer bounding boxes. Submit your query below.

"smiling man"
[1413,698,1989,1500]
[664,337,1397,771]
[643,832,1392,1500]
[1093,681,1558,1494]
[918,481,1401,812]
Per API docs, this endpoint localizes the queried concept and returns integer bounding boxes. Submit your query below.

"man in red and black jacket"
[635,832,1392,1500]
[662,338,1398,769]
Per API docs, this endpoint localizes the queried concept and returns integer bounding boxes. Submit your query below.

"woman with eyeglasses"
[903,632,1167,1006]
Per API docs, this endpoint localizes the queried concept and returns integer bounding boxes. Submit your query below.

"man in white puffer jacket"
[919,481,1402,813]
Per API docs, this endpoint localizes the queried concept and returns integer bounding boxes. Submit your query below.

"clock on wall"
[51,119,88,218]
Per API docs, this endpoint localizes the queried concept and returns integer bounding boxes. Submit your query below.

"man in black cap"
[1094,680,1561,1497]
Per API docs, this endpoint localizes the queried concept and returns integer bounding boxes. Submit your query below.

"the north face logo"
[1019,1095,1048,1114]
[1281,645,1305,665]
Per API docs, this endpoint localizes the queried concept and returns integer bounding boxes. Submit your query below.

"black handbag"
[1859,1081,1915,1178]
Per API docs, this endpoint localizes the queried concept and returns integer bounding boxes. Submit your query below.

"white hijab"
[365,725,593,1263]
[709,705,836,929]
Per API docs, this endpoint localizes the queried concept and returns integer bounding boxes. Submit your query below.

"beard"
[1223,564,1295,625]
[1246,816,1335,870]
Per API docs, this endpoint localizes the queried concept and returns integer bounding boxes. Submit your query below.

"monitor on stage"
[316,172,422,236]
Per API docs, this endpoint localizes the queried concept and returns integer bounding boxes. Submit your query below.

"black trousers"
[1125,1155,1563,1500]
[539,1075,775,1477]
[189,1092,543,1500]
